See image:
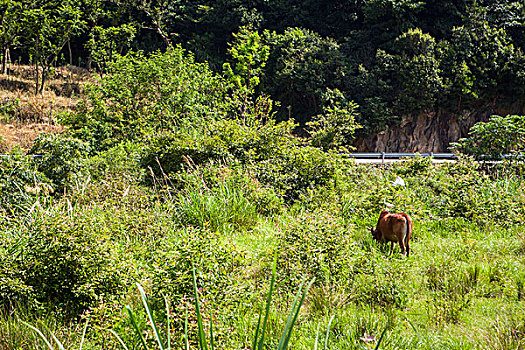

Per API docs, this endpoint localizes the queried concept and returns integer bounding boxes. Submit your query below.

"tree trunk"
[87,32,94,70]
[68,39,73,66]
[6,47,10,72]
[158,28,170,48]
[35,36,40,95]
[1,46,6,74]
[40,65,47,94]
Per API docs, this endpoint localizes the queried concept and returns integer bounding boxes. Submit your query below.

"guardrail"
[0,154,42,158]
[345,152,456,160]
[0,153,458,160]
[3,152,519,161]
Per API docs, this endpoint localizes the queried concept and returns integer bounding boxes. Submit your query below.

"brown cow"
[370,210,413,257]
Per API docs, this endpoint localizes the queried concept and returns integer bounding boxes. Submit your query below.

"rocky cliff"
[355,105,525,152]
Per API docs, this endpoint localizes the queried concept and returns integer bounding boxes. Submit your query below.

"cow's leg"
[390,241,394,256]
[406,240,410,257]
[398,239,406,256]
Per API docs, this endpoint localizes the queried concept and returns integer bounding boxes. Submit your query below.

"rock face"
[355,105,525,152]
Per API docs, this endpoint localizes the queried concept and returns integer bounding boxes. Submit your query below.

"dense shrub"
[392,154,434,176]
[150,227,245,325]
[83,141,145,183]
[142,117,297,179]
[255,146,342,202]
[307,98,361,151]
[277,212,355,288]
[0,212,126,317]
[62,47,230,151]
[352,270,408,309]
[0,148,51,216]
[29,133,91,191]
[451,115,525,161]
[277,212,410,310]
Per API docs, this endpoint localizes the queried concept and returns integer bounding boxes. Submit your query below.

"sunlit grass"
[2,159,525,348]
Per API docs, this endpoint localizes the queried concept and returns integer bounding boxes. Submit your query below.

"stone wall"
[354,105,525,152]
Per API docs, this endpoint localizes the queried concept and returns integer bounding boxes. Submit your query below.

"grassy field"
[1,154,524,349]
[1,57,524,349]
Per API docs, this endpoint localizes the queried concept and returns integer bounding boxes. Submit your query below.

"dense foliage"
[451,114,525,161]
[2,0,525,132]
[1,12,525,349]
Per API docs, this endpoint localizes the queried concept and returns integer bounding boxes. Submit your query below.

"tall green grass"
[4,159,525,349]
[175,179,258,232]
[22,257,322,350]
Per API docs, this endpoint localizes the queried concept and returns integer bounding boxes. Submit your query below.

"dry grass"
[0,64,91,151]
[0,122,63,152]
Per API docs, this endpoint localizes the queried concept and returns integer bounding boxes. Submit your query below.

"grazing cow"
[370,210,413,257]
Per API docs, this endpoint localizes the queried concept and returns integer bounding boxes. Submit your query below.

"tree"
[24,1,86,94]
[392,28,444,115]
[63,47,230,151]
[86,24,136,72]
[306,90,361,151]
[451,114,525,161]
[441,19,517,107]
[263,27,347,124]
[0,0,24,74]
[136,0,176,48]
[479,0,525,51]
[349,50,397,134]
[223,26,269,122]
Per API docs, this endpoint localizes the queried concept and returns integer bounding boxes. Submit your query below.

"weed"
[426,262,473,323]
[482,314,525,349]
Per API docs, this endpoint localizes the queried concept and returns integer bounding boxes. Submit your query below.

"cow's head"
[370,227,381,241]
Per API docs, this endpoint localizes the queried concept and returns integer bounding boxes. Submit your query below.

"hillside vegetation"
[1,0,525,140]
[1,47,525,349]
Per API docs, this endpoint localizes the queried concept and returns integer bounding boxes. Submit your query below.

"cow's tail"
[400,213,413,254]
[403,214,413,242]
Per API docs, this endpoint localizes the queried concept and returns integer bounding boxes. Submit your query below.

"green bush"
[142,117,297,179]
[141,131,230,178]
[277,212,355,289]
[150,227,245,326]
[352,271,408,309]
[432,167,525,225]
[0,148,51,216]
[29,133,91,191]
[392,155,433,176]
[451,115,525,162]
[256,146,341,202]
[62,47,230,152]
[84,141,145,183]
[0,212,125,317]
[0,98,20,122]
[307,97,361,151]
